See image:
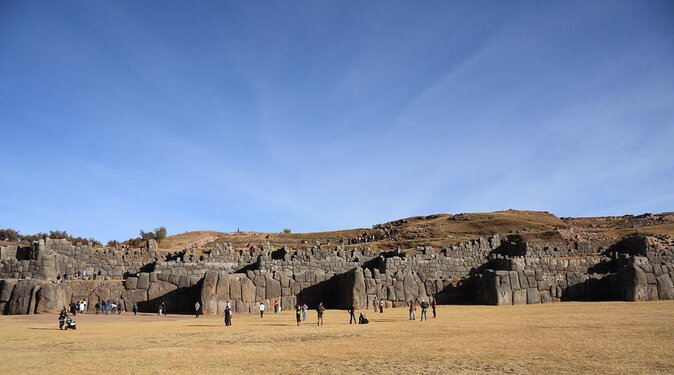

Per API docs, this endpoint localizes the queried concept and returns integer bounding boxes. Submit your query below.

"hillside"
[156,210,674,254]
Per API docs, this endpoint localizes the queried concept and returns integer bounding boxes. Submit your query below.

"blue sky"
[1,1,673,242]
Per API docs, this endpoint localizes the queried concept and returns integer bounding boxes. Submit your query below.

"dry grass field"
[1,302,673,374]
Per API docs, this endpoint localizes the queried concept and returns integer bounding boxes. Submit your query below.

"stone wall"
[2,234,673,315]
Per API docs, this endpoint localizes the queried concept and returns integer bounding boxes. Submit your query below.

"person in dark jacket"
[348,305,356,324]
[58,308,69,330]
[316,302,325,327]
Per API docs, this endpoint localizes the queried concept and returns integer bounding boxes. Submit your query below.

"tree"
[153,227,167,242]
[49,230,69,239]
[0,228,20,242]
[139,230,155,241]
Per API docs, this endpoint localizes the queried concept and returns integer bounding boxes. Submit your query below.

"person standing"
[58,308,69,330]
[259,302,265,318]
[408,300,416,320]
[194,301,201,318]
[431,297,437,318]
[348,304,356,324]
[379,299,384,313]
[132,302,139,316]
[301,303,308,321]
[224,302,232,326]
[316,302,325,326]
[420,299,429,321]
[295,304,302,326]
[373,297,378,313]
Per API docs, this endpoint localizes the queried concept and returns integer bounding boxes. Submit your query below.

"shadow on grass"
[28,327,61,331]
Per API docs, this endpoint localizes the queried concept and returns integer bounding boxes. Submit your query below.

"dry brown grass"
[1,301,673,374]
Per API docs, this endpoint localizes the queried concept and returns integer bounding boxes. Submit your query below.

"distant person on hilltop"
[316,302,325,326]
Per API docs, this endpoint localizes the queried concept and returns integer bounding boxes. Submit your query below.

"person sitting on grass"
[358,313,369,324]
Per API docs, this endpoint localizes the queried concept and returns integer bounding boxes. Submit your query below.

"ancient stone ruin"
[1,224,673,316]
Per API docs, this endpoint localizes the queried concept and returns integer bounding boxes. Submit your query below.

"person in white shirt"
[259,302,265,318]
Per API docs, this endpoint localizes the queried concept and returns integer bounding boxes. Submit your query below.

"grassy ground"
[1,301,673,374]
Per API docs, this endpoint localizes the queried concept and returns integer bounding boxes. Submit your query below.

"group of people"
[407,298,437,321]
[348,305,369,324]
[68,300,87,315]
[93,300,122,315]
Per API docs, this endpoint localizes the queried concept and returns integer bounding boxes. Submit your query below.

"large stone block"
[125,277,138,290]
[121,289,148,307]
[35,284,69,313]
[527,288,541,304]
[229,277,242,300]
[241,277,256,303]
[0,279,17,302]
[147,281,178,301]
[216,274,231,299]
[137,273,150,290]
[6,280,41,315]
[265,276,281,299]
[656,273,674,300]
[512,289,527,305]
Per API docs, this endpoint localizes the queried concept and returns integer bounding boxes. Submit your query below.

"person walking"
[259,302,265,318]
[408,300,416,320]
[348,304,356,324]
[301,303,308,321]
[420,299,429,321]
[295,304,302,326]
[316,302,325,326]
[224,302,232,326]
[194,301,201,318]
[431,297,437,318]
[58,307,69,330]
[132,302,139,316]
